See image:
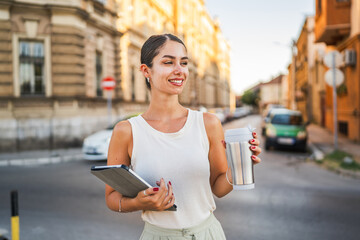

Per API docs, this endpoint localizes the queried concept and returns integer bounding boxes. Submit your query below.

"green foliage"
[326,150,351,161]
[323,150,360,171]
[336,83,347,97]
[242,90,259,106]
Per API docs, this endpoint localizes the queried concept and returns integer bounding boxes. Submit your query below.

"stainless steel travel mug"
[225,128,254,190]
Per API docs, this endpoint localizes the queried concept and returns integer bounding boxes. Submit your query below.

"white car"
[82,128,112,161]
[82,114,140,160]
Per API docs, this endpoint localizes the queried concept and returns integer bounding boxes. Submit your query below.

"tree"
[242,90,259,107]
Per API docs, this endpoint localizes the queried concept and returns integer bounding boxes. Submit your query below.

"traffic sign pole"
[324,50,342,150]
[101,77,116,127]
[332,52,338,150]
[107,91,112,127]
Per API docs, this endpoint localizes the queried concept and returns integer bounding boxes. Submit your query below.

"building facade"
[295,18,311,122]
[116,0,232,109]
[0,0,124,151]
[259,74,285,111]
[0,0,232,151]
[308,16,327,127]
[293,16,327,123]
[315,0,360,141]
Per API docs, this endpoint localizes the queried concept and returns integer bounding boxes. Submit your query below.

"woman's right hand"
[135,178,175,211]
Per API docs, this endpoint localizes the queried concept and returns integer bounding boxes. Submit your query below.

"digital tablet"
[91,164,177,211]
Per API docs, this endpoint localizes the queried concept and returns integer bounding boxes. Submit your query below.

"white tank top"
[128,108,216,229]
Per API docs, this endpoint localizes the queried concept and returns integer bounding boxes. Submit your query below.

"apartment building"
[315,0,360,140]
[294,16,327,123]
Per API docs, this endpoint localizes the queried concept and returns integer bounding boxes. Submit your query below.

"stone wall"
[0,98,147,152]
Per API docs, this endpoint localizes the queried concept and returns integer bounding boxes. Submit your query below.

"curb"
[308,143,325,161]
[308,142,360,179]
[0,154,84,167]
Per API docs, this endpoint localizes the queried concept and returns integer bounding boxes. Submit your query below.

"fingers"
[137,178,177,211]
[252,132,258,139]
[251,155,261,165]
[249,145,261,155]
[145,187,159,196]
[161,181,173,206]
[151,179,175,211]
[249,138,260,146]
[153,178,173,211]
[155,178,167,200]
[164,194,176,210]
[221,140,226,149]
[163,181,175,210]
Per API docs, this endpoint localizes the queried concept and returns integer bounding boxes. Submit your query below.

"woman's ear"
[140,64,150,78]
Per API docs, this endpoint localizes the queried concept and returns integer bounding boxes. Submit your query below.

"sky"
[205,0,315,95]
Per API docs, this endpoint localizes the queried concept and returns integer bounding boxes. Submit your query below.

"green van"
[264,109,308,152]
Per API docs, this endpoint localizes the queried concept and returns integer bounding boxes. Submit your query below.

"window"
[338,121,348,136]
[271,114,303,125]
[19,41,45,96]
[96,51,103,97]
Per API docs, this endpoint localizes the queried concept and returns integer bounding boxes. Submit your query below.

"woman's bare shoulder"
[203,112,221,129]
[112,120,132,141]
[202,112,223,140]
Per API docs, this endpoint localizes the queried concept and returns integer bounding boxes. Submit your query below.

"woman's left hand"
[221,131,262,165]
[249,132,261,164]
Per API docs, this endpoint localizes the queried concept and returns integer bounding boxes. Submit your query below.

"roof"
[262,75,284,86]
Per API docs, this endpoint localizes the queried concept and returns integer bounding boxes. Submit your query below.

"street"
[1,115,360,240]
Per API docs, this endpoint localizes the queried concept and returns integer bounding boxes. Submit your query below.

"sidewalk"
[307,123,360,178]
[1,123,359,171]
[0,147,83,167]
[308,124,360,159]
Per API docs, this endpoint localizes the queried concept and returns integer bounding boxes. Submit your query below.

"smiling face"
[145,40,189,95]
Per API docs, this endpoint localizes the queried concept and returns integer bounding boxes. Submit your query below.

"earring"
[146,77,150,83]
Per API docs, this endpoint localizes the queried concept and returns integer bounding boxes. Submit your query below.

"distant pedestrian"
[105,33,262,239]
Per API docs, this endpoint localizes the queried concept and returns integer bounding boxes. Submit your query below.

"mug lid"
[225,127,252,137]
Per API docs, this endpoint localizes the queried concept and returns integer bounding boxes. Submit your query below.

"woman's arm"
[105,120,133,211]
[204,113,232,198]
[105,120,175,212]
[204,113,261,198]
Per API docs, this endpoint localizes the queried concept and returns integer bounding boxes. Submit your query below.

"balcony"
[315,0,351,45]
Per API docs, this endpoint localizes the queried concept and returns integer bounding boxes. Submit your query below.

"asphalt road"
[0,115,359,240]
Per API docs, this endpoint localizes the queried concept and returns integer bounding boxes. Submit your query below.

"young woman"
[105,34,261,239]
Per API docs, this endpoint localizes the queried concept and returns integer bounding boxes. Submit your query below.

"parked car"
[235,107,251,118]
[225,106,252,121]
[82,114,140,160]
[261,104,286,135]
[264,109,309,152]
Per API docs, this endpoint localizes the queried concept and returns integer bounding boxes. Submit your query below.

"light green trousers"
[139,213,226,240]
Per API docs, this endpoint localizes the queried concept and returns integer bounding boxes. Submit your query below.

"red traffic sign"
[101,76,115,91]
